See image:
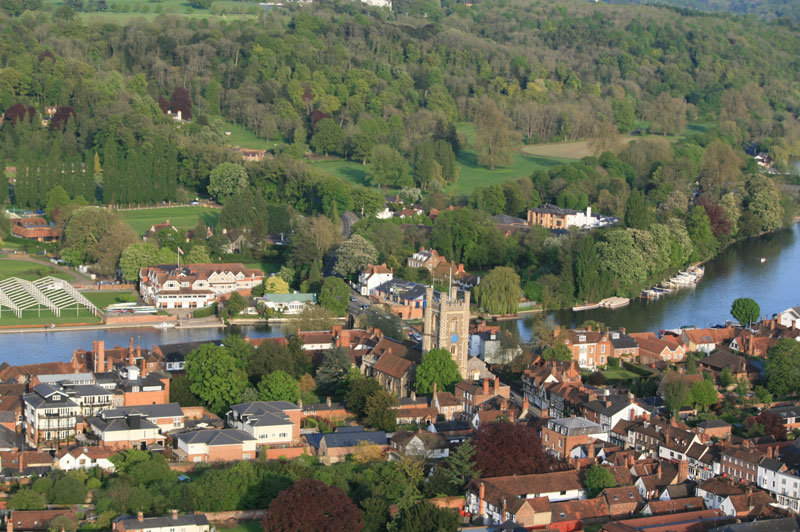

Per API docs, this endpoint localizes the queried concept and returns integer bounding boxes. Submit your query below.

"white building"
[139,263,264,310]
[226,401,299,446]
[56,447,116,472]
[777,307,800,329]
[358,263,394,296]
[22,384,80,448]
[257,293,316,314]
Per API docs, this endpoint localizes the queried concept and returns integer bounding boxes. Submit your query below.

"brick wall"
[106,314,178,325]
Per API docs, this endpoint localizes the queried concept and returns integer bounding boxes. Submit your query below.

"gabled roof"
[307,426,387,449]
[724,491,775,513]
[175,429,255,446]
[645,497,704,515]
[697,478,747,497]
[9,509,76,531]
[116,514,209,531]
[391,430,447,450]
[602,486,642,506]
[551,498,608,522]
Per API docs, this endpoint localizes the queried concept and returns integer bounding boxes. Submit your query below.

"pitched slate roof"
[306,426,387,448]
[175,429,255,446]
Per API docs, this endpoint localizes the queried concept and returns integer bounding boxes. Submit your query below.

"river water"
[2,224,799,365]
[508,222,800,342]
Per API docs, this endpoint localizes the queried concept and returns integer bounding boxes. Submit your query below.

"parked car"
[350,297,357,302]
[360,304,369,310]
[190,200,200,205]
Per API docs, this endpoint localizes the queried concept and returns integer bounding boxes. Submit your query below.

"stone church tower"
[422,286,471,379]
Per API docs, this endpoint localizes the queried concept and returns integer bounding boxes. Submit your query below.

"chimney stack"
[587,442,595,459]
[411,391,416,401]
[97,340,105,372]
[479,482,485,516]
[7,518,13,532]
[171,510,178,520]
[657,463,663,479]
[483,378,490,395]
[137,512,144,523]
[678,459,689,483]
[326,396,332,407]
[493,377,500,394]
[522,396,530,413]
[433,381,438,400]
[297,398,303,409]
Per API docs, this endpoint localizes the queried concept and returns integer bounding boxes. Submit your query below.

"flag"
[177,247,184,255]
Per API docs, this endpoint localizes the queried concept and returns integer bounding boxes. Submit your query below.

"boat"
[153,322,176,329]
[599,297,630,309]
[572,302,600,311]
[760,257,766,263]
[105,302,138,310]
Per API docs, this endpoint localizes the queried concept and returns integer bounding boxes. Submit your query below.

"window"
[601,345,606,354]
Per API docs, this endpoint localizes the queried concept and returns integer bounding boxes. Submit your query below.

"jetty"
[572,297,630,312]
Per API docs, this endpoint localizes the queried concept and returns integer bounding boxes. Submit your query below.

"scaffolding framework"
[0,276,99,319]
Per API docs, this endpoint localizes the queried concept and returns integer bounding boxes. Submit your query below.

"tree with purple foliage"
[474,422,556,477]
[170,87,192,120]
[262,478,363,532]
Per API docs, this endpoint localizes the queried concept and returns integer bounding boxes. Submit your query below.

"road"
[347,289,421,345]
[0,253,95,284]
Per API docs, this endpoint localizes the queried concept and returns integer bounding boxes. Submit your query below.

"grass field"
[50,0,259,23]
[242,259,282,275]
[0,258,72,281]
[0,309,101,327]
[601,368,641,383]
[212,522,261,532]
[222,122,283,151]
[120,206,220,235]
[82,291,139,309]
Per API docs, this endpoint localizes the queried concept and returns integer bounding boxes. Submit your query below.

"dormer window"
[578,335,586,342]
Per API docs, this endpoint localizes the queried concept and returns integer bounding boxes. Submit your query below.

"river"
[1,224,799,365]
[507,222,800,342]
[0,325,285,366]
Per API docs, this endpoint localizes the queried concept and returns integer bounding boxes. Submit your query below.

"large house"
[139,263,264,309]
[526,205,613,230]
[113,511,209,532]
[406,248,466,284]
[22,384,81,448]
[10,217,61,242]
[358,263,393,296]
[256,293,316,315]
[306,426,389,464]
[173,429,257,462]
[631,333,686,365]
[226,401,302,445]
[371,279,427,320]
[777,307,800,329]
[541,417,606,459]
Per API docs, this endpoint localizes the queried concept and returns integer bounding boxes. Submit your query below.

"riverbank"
[0,316,225,334]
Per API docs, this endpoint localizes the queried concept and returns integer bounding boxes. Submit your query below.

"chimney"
[678,459,689,483]
[522,396,530,413]
[657,463,663,479]
[587,442,595,458]
[128,348,135,367]
[137,512,144,523]
[297,397,303,409]
[500,398,508,411]
[677,366,685,374]
[411,391,416,401]
[768,446,774,459]
[97,340,105,372]
[587,325,592,332]
[433,381,438,400]
[586,206,592,219]
[8,518,12,532]
[493,377,500,394]
[627,454,635,468]
[141,358,147,378]
[620,327,626,334]
[130,337,134,353]
[171,510,178,520]
[479,482,485,516]
[483,378,490,395]
[326,396,332,407]
[574,459,582,472]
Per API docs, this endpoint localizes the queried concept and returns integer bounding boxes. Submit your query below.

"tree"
[690,379,718,412]
[50,474,87,504]
[169,87,192,119]
[48,515,77,532]
[119,242,159,282]
[334,235,379,280]
[700,140,743,198]
[316,347,352,398]
[575,235,601,303]
[289,216,340,269]
[264,276,290,294]
[415,348,462,394]
[686,205,718,260]
[290,306,338,332]
[186,245,211,264]
[310,118,343,156]
[745,174,783,232]
[394,501,459,532]
[662,376,691,416]
[345,372,382,418]
[185,344,249,414]
[208,163,248,201]
[718,368,736,388]
[624,190,652,229]
[731,298,760,326]
[583,465,616,497]
[262,478,363,532]
[474,266,521,315]
[474,422,552,477]
[257,371,299,402]
[364,389,398,432]
[318,277,350,316]
[765,339,800,397]
[542,343,572,362]
[474,98,517,170]
[366,145,412,188]
[440,440,479,490]
[8,489,45,510]
[223,292,248,318]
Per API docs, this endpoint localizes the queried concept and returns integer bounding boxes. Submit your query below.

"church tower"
[422,285,471,379]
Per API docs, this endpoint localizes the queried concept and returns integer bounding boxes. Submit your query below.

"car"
[189,200,200,206]
[412,334,422,341]
[36,250,46,255]
[35,209,44,214]
[350,297,357,302]
[360,304,369,310]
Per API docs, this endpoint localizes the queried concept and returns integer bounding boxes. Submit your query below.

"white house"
[777,307,800,329]
[139,263,264,310]
[56,447,116,472]
[88,410,165,450]
[257,293,317,315]
[359,263,393,296]
[226,401,300,446]
[389,430,449,459]
[174,429,257,462]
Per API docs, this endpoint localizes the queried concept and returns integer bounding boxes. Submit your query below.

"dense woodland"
[0,0,798,307]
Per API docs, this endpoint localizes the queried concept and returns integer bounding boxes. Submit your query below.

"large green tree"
[730,298,760,326]
[474,266,521,315]
[690,378,718,412]
[257,370,299,402]
[119,242,159,281]
[185,344,249,413]
[364,389,398,432]
[765,339,800,397]
[318,277,350,316]
[208,162,249,200]
[583,465,616,497]
[474,97,517,170]
[415,348,462,394]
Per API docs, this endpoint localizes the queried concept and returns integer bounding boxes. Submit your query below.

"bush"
[623,362,655,377]
[607,357,620,368]
[193,303,217,318]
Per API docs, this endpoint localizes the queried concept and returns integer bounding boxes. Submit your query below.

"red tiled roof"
[551,498,609,522]
[645,497,705,515]
[373,352,414,379]
[10,509,76,531]
[0,362,74,382]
